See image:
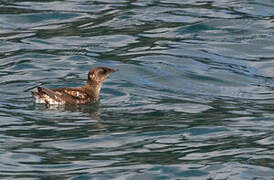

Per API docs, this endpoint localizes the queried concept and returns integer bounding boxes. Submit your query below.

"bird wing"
[52,87,90,100]
[36,87,66,104]
[35,87,92,105]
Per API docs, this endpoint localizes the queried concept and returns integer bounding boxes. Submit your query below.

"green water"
[0,0,274,179]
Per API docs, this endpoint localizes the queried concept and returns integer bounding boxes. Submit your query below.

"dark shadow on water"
[32,101,105,130]
[34,101,100,113]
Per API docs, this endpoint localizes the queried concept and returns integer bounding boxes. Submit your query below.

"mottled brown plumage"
[32,67,116,105]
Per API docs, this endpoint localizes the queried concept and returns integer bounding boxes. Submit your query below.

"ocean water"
[0,0,274,179]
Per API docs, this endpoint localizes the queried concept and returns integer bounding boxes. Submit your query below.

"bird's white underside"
[34,94,65,105]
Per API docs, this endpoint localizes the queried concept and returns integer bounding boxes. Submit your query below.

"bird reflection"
[33,101,104,129]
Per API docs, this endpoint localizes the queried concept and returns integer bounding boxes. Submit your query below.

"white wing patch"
[34,94,65,105]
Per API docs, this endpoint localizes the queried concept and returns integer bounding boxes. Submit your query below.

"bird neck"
[85,80,103,101]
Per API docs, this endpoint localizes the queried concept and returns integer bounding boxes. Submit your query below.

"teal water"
[0,0,274,179]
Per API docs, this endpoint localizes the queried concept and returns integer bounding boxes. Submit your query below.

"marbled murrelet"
[32,67,116,105]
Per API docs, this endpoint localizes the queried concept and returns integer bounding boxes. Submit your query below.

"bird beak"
[110,68,118,73]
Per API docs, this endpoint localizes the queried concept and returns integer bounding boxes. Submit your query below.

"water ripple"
[0,0,274,179]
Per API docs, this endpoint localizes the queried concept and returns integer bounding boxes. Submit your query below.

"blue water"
[0,0,274,179]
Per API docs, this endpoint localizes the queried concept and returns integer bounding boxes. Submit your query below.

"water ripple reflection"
[0,0,274,179]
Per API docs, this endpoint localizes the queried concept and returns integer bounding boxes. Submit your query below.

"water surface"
[0,0,274,179]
